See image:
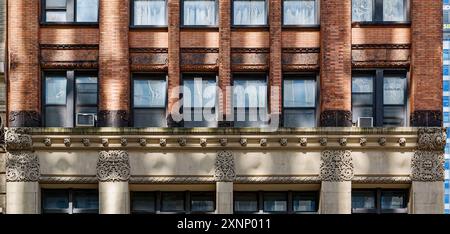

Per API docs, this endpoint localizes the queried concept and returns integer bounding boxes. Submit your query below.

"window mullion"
[374,0,383,22]
[375,69,384,127]
[67,0,76,22]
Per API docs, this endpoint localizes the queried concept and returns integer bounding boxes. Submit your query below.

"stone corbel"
[320,150,354,182]
[214,151,236,182]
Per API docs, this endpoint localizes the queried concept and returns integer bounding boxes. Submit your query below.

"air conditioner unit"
[76,113,96,127]
[358,117,374,127]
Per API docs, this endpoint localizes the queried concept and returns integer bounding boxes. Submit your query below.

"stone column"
[319,0,352,127]
[215,151,235,214]
[319,150,353,214]
[98,0,130,127]
[5,128,40,214]
[410,128,445,214]
[97,150,130,214]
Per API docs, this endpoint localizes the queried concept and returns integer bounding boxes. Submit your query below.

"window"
[182,0,218,26]
[352,0,409,23]
[43,0,99,23]
[352,189,408,214]
[283,75,317,127]
[352,70,407,127]
[131,191,215,214]
[233,74,268,127]
[233,0,267,26]
[132,74,167,127]
[234,191,318,214]
[182,74,217,127]
[132,0,167,26]
[283,0,318,26]
[43,71,98,127]
[42,189,99,214]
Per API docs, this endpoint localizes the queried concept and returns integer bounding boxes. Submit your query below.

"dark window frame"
[282,73,319,128]
[41,0,100,25]
[42,70,99,128]
[131,73,168,127]
[281,0,320,28]
[180,0,219,28]
[351,0,410,24]
[234,191,319,214]
[41,189,99,214]
[130,191,216,214]
[231,0,269,28]
[351,69,408,127]
[130,0,169,28]
[231,73,269,128]
[351,188,409,214]
[181,73,218,128]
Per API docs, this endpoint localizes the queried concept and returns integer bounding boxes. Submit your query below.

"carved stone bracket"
[417,128,446,151]
[96,150,131,182]
[411,151,445,182]
[5,128,33,150]
[214,151,235,182]
[6,151,40,182]
[320,150,354,182]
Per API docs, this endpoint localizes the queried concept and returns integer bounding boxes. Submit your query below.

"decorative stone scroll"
[411,151,445,182]
[417,128,446,151]
[6,151,40,182]
[96,151,131,182]
[214,151,236,182]
[320,150,354,182]
[5,128,32,150]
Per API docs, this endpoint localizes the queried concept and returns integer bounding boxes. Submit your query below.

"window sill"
[282,25,320,30]
[129,25,169,30]
[40,22,99,27]
[180,26,219,31]
[231,25,270,31]
[352,21,411,28]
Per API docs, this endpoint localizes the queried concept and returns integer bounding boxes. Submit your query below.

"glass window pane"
[132,192,156,213]
[161,192,185,212]
[42,190,69,210]
[383,0,405,21]
[293,193,317,212]
[134,79,167,108]
[133,108,167,127]
[76,0,99,22]
[190,192,215,212]
[352,191,376,209]
[234,193,258,213]
[381,191,407,209]
[47,0,67,8]
[383,76,406,105]
[134,0,167,25]
[46,76,67,105]
[233,78,267,108]
[283,109,316,128]
[234,107,269,128]
[284,0,316,25]
[183,108,218,127]
[183,0,217,26]
[352,76,373,93]
[45,106,67,127]
[183,78,216,108]
[76,76,98,105]
[352,0,373,22]
[233,0,267,25]
[263,193,287,213]
[284,79,316,108]
[352,107,373,122]
[73,190,99,210]
[352,93,373,106]
[46,11,68,22]
[383,106,405,127]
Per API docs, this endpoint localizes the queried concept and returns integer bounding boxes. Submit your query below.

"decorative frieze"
[411,151,445,182]
[96,150,131,182]
[160,138,167,147]
[215,151,235,182]
[320,150,354,182]
[82,138,90,147]
[299,138,307,147]
[43,138,52,147]
[6,151,40,182]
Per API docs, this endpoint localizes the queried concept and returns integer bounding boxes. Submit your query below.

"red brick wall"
[40,27,99,45]
[129,30,169,48]
[7,0,40,126]
[98,0,130,126]
[319,0,352,126]
[411,0,442,111]
[269,0,282,115]
[180,31,219,48]
[282,31,320,48]
[219,0,231,119]
[167,0,180,124]
[352,27,411,45]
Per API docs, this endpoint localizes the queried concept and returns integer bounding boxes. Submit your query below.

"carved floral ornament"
[96,150,131,182]
[320,150,354,182]
[417,128,446,151]
[411,151,445,182]
[215,151,236,182]
[6,151,40,182]
[5,128,32,150]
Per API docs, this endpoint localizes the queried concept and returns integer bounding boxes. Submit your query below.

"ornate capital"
[411,151,445,182]
[96,150,131,182]
[215,151,236,182]
[6,151,40,182]
[320,150,354,182]
[5,128,33,150]
[417,128,446,151]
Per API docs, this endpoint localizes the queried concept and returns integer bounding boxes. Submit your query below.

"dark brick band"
[97,110,129,127]
[410,110,442,127]
[320,110,352,127]
[8,111,41,127]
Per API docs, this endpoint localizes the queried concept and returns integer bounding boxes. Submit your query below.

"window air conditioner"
[358,117,374,128]
[76,113,96,127]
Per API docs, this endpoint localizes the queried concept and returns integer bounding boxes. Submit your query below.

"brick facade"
[4,0,444,128]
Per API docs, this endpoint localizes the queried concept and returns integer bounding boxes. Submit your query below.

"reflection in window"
[283,76,317,128]
[234,193,259,213]
[161,192,185,212]
[283,0,317,25]
[46,76,67,105]
[42,189,99,214]
[183,0,217,26]
[131,192,156,213]
[44,0,99,23]
[132,75,167,127]
[233,75,268,127]
[383,0,404,21]
[183,75,217,127]
[190,192,215,212]
[352,191,376,209]
[293,193,317,213]
[351,75,374,124]
[352,0,373,22]
[352,0,408,22]
[133,0,167,26]
[352,189,408,214]
[263,193,287,213]
[76,0,99,22]
[233,0,267,26]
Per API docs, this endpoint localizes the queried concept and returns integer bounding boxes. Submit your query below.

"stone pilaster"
[215,151,235,214]
[97,150,130,214]
[319,150,353,214]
